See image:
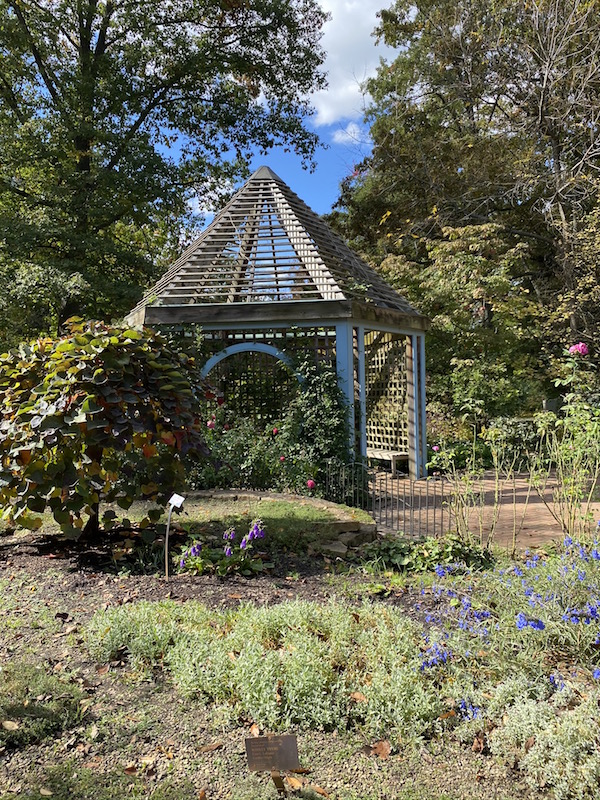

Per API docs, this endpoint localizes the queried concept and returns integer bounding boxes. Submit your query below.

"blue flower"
[594,668,600,680]
[516,612,528,630]
[528,618,545,631]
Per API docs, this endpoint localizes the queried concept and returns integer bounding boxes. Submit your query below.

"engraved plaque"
[245,734,300,772]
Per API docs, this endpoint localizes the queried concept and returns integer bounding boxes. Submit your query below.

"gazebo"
[127,166,430,478]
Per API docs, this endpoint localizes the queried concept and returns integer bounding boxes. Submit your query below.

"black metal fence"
[325,461,453,538]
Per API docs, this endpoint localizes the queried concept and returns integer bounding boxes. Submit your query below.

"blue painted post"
[335,322,356,456]
[419,333,428,477]
[357,326,367,459]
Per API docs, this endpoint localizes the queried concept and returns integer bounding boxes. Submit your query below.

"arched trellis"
[200,341,299,381]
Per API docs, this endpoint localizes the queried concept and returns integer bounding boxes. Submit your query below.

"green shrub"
[360,533,494,573]
[186,359,350,493]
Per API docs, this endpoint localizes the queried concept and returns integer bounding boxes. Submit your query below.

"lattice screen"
[364,331,409,453]
[210,350,297,423]
[164,326,337,425]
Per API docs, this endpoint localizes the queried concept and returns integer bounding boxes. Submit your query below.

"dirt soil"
[0,524,545,800]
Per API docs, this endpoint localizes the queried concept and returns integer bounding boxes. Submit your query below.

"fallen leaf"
[472,734,485,753]
[89,723,99,740]
[350,691,368,703]
[198,791,207,800]
[228,652,237,663]
[2,721,19,731]
[96,664,109,675]
[198,742,223,753]
[39,789,53,797]
[124,764,137,775]
[524,735,536,752]
[227,593,242,600]
[249,723,260,737]
[371,740,392,759]
[285,775,305,790]
[352,612,360,623]
[438,709,456,720]
[308,785,330,798]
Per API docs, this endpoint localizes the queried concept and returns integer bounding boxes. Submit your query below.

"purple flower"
[224,545,232,557]
[180,558,186,568]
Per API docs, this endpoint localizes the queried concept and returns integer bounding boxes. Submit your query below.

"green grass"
[0,763,197,800]
[172,496,361,549]
[0,663,85,749]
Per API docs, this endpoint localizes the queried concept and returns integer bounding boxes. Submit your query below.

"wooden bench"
[366,448,408,477]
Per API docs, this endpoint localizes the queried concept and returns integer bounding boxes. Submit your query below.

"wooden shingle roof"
[128,166,427,329]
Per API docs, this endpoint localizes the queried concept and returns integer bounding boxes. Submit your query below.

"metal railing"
[325,460,452,538]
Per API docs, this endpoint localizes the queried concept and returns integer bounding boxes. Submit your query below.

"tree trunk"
[81,500,101,541]
[81,445,103,543]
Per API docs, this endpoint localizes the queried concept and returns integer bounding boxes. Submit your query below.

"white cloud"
[311,0,395,126]
[332,121,370,145]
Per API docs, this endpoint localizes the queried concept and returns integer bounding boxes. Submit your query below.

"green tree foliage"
[334,0,600,416]
[0,0,327,343]
[380,224,549,417]
[0,319,214,538]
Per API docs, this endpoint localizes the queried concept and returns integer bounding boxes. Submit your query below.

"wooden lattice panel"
[200,327,336,365]
[194,327,336,425]
[211,350,297,423]
[364,332,409,453]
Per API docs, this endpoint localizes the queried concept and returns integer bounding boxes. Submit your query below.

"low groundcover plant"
[85,536,600,798]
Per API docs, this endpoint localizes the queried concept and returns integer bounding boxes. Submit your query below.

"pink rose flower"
[569,342,589,356]
[306,479,316,490]
[280,456,285,462]
[207,419,216,429]
[272,427,278,436]
[432,445,440,452]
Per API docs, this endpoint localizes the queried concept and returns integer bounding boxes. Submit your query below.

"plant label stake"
[245,734,300,794]
[165,493,185,581]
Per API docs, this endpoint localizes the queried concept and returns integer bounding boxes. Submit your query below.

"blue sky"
[247,0,395,217]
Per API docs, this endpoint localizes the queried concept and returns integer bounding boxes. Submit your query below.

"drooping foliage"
[0,0,328,346]
[0,319,215,538]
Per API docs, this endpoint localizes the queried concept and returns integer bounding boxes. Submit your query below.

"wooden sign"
[245,734,300,772]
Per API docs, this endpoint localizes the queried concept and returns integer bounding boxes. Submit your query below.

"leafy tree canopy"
[333,0,600,343]
[0,0,328,343]
[379,224,550,418]
[0,319,215,538]
[328,0,600,422]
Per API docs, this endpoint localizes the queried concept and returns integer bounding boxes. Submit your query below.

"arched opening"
[202,343,300,425]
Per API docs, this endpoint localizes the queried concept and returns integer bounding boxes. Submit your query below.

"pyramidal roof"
[129,166,422,320]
